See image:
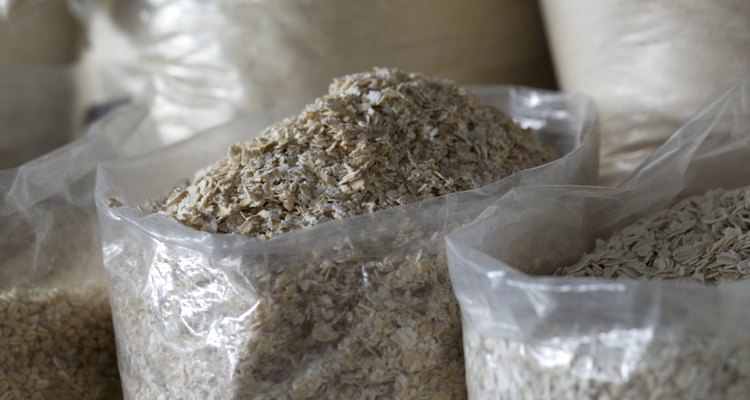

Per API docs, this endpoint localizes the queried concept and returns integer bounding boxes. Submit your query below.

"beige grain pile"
[130,67,556,399]
[557,186,750,283]
[0,285,121,400]
[155,67,555,238]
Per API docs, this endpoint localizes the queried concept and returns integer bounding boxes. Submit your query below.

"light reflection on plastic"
[531,327,654,382]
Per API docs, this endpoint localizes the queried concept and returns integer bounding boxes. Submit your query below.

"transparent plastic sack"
[95,86,598,399]
[99,0,556,143]
[0,104,155,399]
[446,82,750,399]
[540,0,750,185]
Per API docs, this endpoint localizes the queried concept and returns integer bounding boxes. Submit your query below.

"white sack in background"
[0,0,94,169]
[541,0,750,185]
[100,0,556,143]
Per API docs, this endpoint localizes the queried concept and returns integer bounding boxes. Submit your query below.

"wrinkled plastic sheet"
[0,103,153,288]
[446,82,750,399]
[95,86,598,399]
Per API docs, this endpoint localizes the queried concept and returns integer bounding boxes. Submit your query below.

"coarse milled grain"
[464,186,750,400]
[0,285,122,400]
[153,67,556,237]
[120,67,556,399]
[557,186,750,283]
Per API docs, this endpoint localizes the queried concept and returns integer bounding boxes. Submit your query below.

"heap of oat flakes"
[155,67,555,238]
[556,186,750,283]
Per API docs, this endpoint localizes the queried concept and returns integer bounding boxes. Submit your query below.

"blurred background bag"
[0,0,93,169]
[541,0,750,185]
[84,0,556,143]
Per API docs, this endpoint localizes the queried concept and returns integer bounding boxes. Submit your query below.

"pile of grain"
[155,67,555,238]
[0,285,121,400]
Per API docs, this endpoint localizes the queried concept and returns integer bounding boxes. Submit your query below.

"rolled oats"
[464,326,750,400]
[153,67,555,237]
[557,186,750,283]
[118,68,556,399]
[0,285,121,400]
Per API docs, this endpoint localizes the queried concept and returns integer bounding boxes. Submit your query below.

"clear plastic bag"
[540,0,750,185]
[95,86,598,399]
[0,104,152,399]
[446,82,750,399]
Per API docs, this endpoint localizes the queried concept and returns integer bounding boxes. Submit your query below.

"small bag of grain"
[0,104,153,399]
[447,82,750,400]
[96,68,598,399]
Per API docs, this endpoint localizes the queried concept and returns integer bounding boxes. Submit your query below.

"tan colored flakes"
[153,67,555,238]
[236,251,466,399]
[463,327,750,400]
[0,285,121,400]
[556,186,750,283]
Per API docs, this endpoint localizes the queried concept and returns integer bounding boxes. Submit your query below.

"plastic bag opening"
[447,82,750,400]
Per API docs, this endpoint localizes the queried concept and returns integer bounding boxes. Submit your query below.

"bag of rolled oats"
[95,71,598,400]
[0,104,154,399]
[446,82,750,400]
